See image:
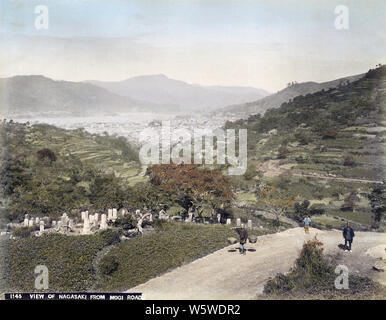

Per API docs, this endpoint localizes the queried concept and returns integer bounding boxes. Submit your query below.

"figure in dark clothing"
[233,224,248,255]
[343,222,355,252]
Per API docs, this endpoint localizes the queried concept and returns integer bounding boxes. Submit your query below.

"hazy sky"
[1,0,385,91]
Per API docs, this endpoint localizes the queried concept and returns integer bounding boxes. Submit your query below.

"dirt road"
[126,227,386,299]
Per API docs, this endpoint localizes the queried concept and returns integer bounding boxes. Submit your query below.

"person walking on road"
[303,215,311,234]
[343,222,355,252]
[233,224,248,255]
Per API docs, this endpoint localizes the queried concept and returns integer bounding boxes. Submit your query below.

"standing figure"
[303,215,311,234]
[343,222,355,252]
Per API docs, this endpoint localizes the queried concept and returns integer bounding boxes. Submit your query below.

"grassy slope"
[3,222,271,293]
[226,66,386,228]
[20,123,142,180]
[3,230,119,292]
[95,222,270,292]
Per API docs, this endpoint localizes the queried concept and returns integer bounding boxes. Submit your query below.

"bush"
[264,237,382,298]
[98,229,121,245]
[13,226,35,238]
[278,146,289,159]
[308,203,326,216]
[99,256,119,275]
[343,155,356,166]
[112,216,137,230]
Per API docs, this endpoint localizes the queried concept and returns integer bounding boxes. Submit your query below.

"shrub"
[343,155,356,166]
[13,226,35,238]
[98,229,121,245]
[99,256,119,275]
[277,146,289,159]
[112,216,137,230]
[308,203,326,216]
[322,128,338,139]
[264,237,382,298]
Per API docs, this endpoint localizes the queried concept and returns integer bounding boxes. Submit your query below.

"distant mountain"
[0,75,159,117]
[86,74,269,111]
[217,73,365,117]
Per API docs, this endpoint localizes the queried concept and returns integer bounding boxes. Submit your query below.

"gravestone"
[24,218,29,227]
[119,208,127,216]
[89,214,94,223]
[217,214,221,224]
[39,221,44,235]
[82,218,90,234]
[81,211,85,220]
[94,213,99,222]
[149,213,153,222]
[100,214,107,229]
[28,219,34,227]
[35,217,40,224]
[236,218,241,227]
[68,219,75,231]
[108,209,113,221]
[112,208,118,221]
[226,218,231,225]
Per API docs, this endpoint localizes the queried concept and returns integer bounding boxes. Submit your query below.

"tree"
[278,145,289,159]
[146,164,234,219]
[37,148,57,163]
[294,200,311,222]
[368,184,385,228]
[342,191,359,212]
[343,155,355,166]
[257,184,296,228]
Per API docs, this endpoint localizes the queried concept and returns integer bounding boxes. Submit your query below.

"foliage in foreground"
[96,222,268,291]
[4,229,120,292]
[263,238,383,298]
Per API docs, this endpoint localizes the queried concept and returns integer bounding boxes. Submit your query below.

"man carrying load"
[233,224,248,255]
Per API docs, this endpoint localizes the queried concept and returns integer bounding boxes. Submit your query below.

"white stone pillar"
[217,214,221,224]
[226,218,231,225]
[236,218,241,227]
[82,218,90,234]
[28,219,34,227]
[39,221,44,234]
[35,217,40,224]
[94,213,99,222]
[100,214,107,229]
[108,209,113,221]
[68,219,74,231]
[248,220,252,229]
[81,211,85,220]
[149,213,153,222]
[24,218,29,227]
[112,208,117,221]
[89,214,94,223]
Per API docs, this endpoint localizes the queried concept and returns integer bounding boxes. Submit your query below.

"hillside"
[226,66,386,230]
[0,75,158,118]
[218,73,365,117]
[0,121,144,221]
[86,74,269,111]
